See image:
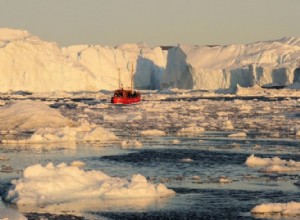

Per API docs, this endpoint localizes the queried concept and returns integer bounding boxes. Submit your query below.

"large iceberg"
[161,38,300,90]
[0,28,166,92]
[1,28,300,92]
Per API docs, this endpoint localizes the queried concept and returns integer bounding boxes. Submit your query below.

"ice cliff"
[161,38,300,90]
[0,28,166,92]
[1,28,300,92]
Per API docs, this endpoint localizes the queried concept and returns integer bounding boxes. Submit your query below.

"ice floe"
[0,100,75,132]
[0,100,118,144]
[6,162,175,207]
[121,139,143,148]
[228,132,247,138]
[245,154,300,172]
[141,129,166,136]
[251,201,300,217]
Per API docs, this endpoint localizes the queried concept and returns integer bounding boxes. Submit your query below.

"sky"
[0,0,300,47]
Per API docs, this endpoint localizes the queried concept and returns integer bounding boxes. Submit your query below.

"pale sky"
[0,0,300,47]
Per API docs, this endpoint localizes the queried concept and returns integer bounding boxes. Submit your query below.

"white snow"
[6,162,175,206]
[177,125,205,136]
[251,201,300,216]
[245,154,300,172]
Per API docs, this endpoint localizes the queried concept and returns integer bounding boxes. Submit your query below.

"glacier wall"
[0,29,166,93]
[0,29,99,92]
[161,38,300,90]
[62,43,167,91]
[1,28,300,92]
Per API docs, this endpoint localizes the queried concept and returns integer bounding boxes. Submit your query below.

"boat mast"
[131,62,134,92]
[118,67,121,89]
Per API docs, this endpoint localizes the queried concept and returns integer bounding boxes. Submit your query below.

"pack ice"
[0,100,118,144]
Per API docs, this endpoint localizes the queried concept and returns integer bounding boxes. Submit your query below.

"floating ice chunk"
[245,154,300,172]
[245,154,285,167]
[219,176,232,184]
[6,162,175,206]
[180,158,193,163]
[121,139,143,148]
[263,165,300,172]
[0,155,9,161]
[177,126,205,136]
[251,201,300,216]
[83,126,118,141]
[2,122,118,144]
[0,100,76,132]
[71,161,86,167]
[192,176,201,181]
[141,129,166,136]
[228,132,247,138]
[172,139,180,144]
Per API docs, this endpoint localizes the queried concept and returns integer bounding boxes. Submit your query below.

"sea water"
[1,95,300,219]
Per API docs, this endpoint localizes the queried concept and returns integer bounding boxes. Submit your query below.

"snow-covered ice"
[246,154,300,172]
[0,100,118,144]
[6,162,175,207]
[251,201,300,217]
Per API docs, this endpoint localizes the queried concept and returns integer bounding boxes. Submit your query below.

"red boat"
[111,63,141,104]
[111,89,141,104]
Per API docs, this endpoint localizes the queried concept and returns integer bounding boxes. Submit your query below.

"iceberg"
[0,28,166,92]
[1,28,300,92]
[161,38,300,90]
[6,162,175,206]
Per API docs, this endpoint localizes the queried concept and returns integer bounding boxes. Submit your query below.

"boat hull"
[111,96,141,104]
